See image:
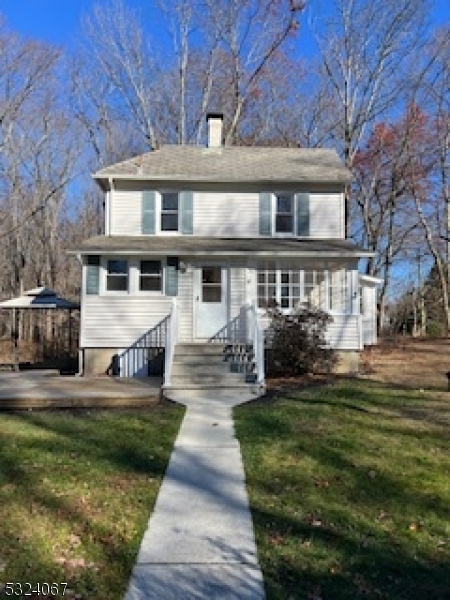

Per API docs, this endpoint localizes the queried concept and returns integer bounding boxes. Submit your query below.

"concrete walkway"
[125,390,265,599]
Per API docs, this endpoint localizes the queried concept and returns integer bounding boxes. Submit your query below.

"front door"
[194,265,228,339]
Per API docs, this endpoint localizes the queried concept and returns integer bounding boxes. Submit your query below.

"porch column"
[351,270,360,315]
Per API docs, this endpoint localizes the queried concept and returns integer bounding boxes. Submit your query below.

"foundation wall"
[82,348,118,376]
[333,350,360,374]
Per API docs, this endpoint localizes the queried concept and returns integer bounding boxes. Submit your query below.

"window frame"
[201,266,223,303]
[138,259,163,294]
[104,258,129,294]
[274,193,295,236]
[328,269,350,314]
[256,263,352,315]
[159,191,180,234]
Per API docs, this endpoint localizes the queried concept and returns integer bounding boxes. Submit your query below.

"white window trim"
[136,258,165,296]
[102,257,130,295]
[157,191,180,235]
[100,257,169,296]
[256,262,353,315]
[271,193,298,238]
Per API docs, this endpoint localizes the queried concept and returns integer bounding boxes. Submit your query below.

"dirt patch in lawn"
[264,337,450,396]
[360,337,450,391]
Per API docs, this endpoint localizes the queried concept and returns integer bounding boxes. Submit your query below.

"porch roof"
[70,236,374,258]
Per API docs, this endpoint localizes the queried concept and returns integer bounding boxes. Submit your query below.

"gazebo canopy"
[0,287,79,310]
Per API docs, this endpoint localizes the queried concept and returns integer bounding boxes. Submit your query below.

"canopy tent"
[0,287,79,310]
[0,287,79,371]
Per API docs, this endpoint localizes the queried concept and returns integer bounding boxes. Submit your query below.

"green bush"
[426,320,444,338]
[266,307,336,376]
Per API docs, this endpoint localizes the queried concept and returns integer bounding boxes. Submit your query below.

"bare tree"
[0,21,82,299]
[78,0,305,150]
[310,0,428,235]
[80,0,161,149]
[206,0,305,145]
[0,17,59,153]
[408,29,450,333]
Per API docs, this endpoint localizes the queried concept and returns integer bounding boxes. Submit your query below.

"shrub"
[266,307,336,376]
[426,320,444,338]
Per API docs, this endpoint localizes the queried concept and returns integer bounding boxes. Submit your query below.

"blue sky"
[0,0,448,49]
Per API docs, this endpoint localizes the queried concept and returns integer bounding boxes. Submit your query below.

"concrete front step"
[173,352,229,367]
[172,357,254,375]
[172,365,242,377]
[167,342,260,394]
[164,383,264,393]
[174,343,226,356]
[171,375,251,386]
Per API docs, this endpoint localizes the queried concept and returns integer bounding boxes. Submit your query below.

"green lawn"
[235,379,450,600]
[0,405,184,599]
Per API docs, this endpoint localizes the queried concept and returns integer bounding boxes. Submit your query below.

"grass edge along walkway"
[0,404,184,600]
[234,379,450,600]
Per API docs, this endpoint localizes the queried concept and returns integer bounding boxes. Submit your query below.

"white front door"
[194,265,228,339]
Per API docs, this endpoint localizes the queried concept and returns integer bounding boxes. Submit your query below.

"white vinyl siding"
[309,193,343,238]
[258,312,361,351]
[325,315,362,350]
[194,192,260,237]
[81,296,173,347]
[109,189,344,238]
[110,190,141,235]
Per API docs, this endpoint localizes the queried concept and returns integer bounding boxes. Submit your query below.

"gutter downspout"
[75,252,84,376]
[105,177,114,235]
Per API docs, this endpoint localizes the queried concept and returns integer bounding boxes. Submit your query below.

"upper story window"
[259,192,310,237]
[106,259,128,292]
[141,190,193,235]
[161,193,179,231]
[275,194,295,234]
[140,260,162,292]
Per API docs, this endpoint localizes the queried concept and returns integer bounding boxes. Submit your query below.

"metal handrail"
[119,313,169,377]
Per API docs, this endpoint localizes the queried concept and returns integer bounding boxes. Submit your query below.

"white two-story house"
[72,114,377,393]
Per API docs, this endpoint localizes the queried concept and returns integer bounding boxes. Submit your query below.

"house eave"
[93,173,351,190]
[68,236,373,259]
[68,248,375,259]
[359,274,383,286]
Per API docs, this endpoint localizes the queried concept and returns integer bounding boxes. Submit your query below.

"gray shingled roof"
[71,236,373,258]
[94,146,351,185]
